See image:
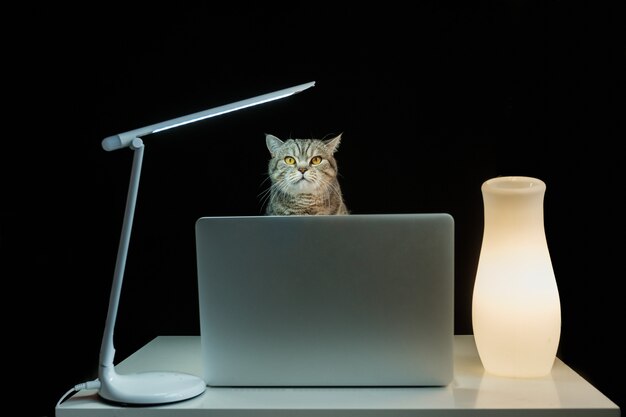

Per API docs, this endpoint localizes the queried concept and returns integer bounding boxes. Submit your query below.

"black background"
[4,3,624,416]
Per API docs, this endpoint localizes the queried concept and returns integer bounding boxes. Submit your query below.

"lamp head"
[101,81,315,152]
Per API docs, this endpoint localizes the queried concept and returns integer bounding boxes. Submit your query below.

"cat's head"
[265,133,342,195]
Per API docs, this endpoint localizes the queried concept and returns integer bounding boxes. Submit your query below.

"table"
[56,335,619,416]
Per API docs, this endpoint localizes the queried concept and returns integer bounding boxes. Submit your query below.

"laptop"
[195,213,454,387]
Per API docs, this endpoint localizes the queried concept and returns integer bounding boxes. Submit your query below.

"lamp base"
[98,367,206,405]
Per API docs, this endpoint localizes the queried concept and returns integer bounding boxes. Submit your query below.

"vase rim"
[482,176,546,194]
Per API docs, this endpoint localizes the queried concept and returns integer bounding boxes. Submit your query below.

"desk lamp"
[97,81,315,404]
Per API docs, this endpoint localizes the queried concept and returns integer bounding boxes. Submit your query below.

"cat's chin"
[287,180,317,194]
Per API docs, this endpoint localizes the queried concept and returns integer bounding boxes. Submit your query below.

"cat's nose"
[298,167,308,173]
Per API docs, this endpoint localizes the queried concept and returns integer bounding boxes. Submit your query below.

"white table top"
[56,335,619,416]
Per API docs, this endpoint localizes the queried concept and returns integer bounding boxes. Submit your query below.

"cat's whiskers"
[316,176,344,205]
[258,176,287,212]
[258,186,273,210]
[269,179,293,207]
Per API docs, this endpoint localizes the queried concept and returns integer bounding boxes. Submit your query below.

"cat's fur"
[263,133,348,215]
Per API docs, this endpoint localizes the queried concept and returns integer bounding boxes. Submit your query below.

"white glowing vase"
[472,176,561,378]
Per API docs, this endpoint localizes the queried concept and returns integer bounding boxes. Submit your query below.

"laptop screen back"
[195,213,454,387]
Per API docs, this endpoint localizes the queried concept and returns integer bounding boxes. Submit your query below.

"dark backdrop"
[4,3,624,416]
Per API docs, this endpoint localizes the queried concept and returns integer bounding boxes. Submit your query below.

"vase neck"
[482,189,546,235]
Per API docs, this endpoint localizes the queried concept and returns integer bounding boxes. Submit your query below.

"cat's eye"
[284,156,296,165]
[310,156,323,165]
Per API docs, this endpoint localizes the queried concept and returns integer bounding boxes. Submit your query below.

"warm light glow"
[472,176,561,378]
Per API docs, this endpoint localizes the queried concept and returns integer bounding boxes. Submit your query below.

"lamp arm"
[99,138,144,369]
[96,137,206,405]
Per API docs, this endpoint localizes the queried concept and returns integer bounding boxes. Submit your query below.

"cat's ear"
[323,133,342,154]
[265,134,283,156]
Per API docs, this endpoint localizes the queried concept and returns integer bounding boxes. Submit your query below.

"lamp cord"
[56,379,101,408]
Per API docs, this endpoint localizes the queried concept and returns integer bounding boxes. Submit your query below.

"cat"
[263,133,348,215]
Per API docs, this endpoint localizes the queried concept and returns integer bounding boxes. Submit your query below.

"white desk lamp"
[97,81,315,405]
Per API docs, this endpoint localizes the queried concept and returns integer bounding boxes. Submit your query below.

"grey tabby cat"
[263,133,348,215]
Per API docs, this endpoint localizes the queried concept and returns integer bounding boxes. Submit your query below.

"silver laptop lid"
[195,213,454,387]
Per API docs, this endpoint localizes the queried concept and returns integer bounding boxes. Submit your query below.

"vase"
[472,176,561,378]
